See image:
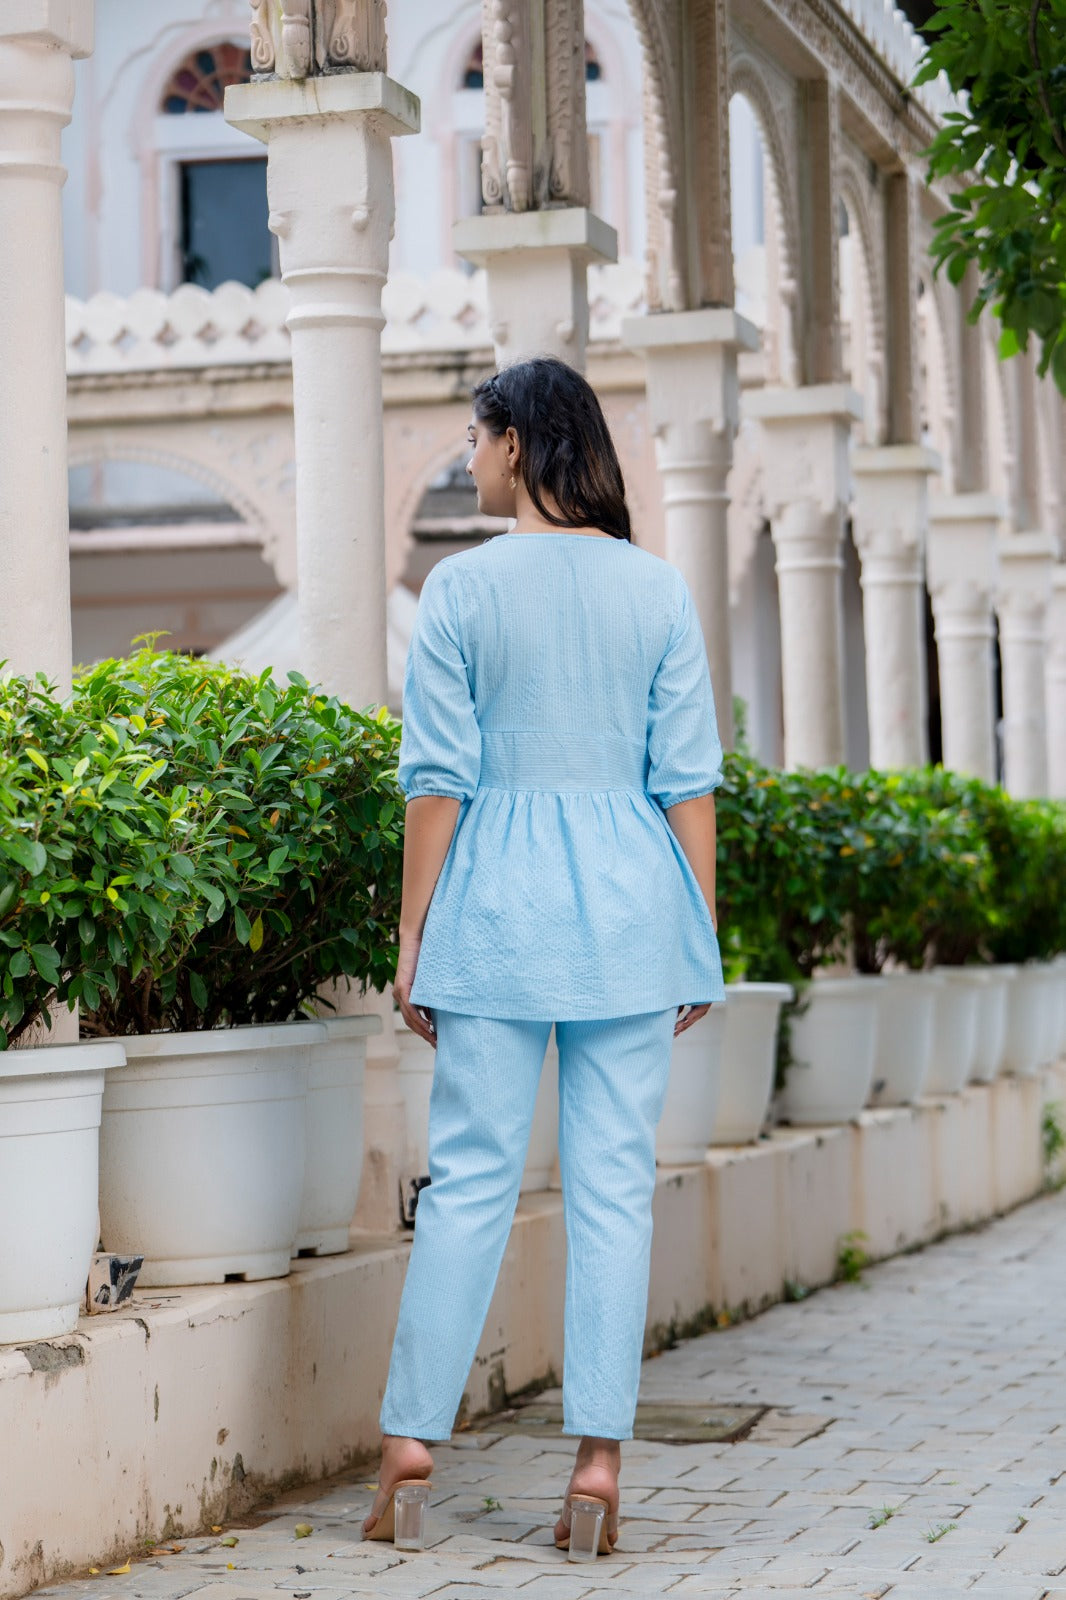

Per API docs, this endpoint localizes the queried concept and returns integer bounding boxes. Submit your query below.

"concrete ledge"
[1,1068,1061,1599]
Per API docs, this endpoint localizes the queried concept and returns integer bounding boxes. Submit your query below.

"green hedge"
[715,754,1066,986]
[0,650,403,1048]
[2,650,1064,1050]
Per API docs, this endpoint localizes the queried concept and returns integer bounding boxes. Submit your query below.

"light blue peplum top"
[398,531,725,1020]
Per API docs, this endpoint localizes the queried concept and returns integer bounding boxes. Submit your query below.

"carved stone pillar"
[453,0,616,369]
[0,2,93,692]
[927,495,1004,783]
[227,9,418,1236]
[746,385,863,769]
[996,531,1055,798]
[1047,565,1066,799]
[851,445,940,770]
[623,309,759,751]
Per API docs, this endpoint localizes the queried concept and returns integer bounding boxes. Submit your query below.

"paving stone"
[29,1189,1066,1600]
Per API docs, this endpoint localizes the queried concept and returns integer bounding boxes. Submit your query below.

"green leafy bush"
[72,650,404,1034]
[0,669,229,1048]
[0,650,404,1046]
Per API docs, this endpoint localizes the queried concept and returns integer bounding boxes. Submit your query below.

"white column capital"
[744,385,862,523]
[0,1,92,54]
[927,494,1007,608]
[452,207,617,369]
[996,530,1056,634]
[225,72,419,143]
[621,310,758,436]
[851,444,942,567]
[452,206,616,267]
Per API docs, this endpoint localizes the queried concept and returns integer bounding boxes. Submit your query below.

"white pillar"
[851,445,940,770]
[622,309,759,751]
[1047,566,1066,799]
[227,68,419,1236]
[453,209,616,371]
[226,74,418,713]
[745,385,863,769]
[0,2,93,691]
[927,495,1004,782]
[996,532,1055,798]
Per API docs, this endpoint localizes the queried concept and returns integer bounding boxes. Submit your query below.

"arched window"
[457,36,602,90]
[162,43,252,114]
[461,40,484,90]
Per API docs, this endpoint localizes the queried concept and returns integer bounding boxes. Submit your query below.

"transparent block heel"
[393,1483,431,1550]
[565,1496,607,1562]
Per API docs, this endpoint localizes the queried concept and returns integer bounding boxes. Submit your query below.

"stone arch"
[68,433,295,588]
[837,157,887,444]
[728,56,801,386]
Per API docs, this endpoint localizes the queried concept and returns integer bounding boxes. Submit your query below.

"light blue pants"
[380,1007,677,1442]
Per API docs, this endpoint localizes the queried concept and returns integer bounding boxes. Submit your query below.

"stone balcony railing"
[65,261,647,376]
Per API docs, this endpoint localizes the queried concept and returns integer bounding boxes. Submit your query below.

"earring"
[509,474,517,491]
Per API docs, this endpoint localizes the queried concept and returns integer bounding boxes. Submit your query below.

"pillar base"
[452,207,617,369]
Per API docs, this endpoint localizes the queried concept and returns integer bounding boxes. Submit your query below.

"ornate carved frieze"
[247,0,387,80]
[631,0,735,311]
[479,0,589,213]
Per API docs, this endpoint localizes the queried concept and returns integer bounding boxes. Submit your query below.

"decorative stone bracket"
[248,0,386,80]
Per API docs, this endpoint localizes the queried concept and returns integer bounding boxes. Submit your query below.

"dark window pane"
[180,159,272,290]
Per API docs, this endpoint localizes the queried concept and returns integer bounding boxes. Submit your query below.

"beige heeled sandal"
[362,1477,432,1548]
[554,1492,619,1559]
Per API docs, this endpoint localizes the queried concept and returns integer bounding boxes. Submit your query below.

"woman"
[363,356,724,1556]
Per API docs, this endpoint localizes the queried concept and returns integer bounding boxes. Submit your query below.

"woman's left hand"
[674,1003,711,1037]
[393,935,437,1046]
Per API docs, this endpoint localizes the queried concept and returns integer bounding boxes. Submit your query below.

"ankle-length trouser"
[379,1007,676,1442]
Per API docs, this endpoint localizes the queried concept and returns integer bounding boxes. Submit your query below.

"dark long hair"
[472,357,632,542]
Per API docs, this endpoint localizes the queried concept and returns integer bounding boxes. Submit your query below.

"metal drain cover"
[475,1401,767,1443]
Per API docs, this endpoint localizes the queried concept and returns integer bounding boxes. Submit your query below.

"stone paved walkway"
[44,1188,1066,1600]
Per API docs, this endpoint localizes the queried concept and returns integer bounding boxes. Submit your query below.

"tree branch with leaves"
[916,0,1066,390]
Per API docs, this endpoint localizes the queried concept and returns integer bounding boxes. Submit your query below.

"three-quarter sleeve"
[398,561,481,802]
[645,579,724,810]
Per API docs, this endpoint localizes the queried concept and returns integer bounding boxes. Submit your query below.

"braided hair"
[472,358,632,542]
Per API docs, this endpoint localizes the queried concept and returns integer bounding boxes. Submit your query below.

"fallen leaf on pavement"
[293,1524,313,1539]
[106,1562,131,1575]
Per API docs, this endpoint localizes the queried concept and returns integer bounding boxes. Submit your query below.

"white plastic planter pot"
[777,976,881,1125]
[970,965,1016,1084]
[1001,962,1051,1078]
[394,1014,436,1178]
[293,1013,382,1257]
[1036,961,1064,1069]
[99,1023,322,1286]
[0,1040,125,1343]
[657,1004,727,1162]
[395,1015,559,1194]
[868,971,942,1107]
[926,968,985,1094]
[712,983,792,1144]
